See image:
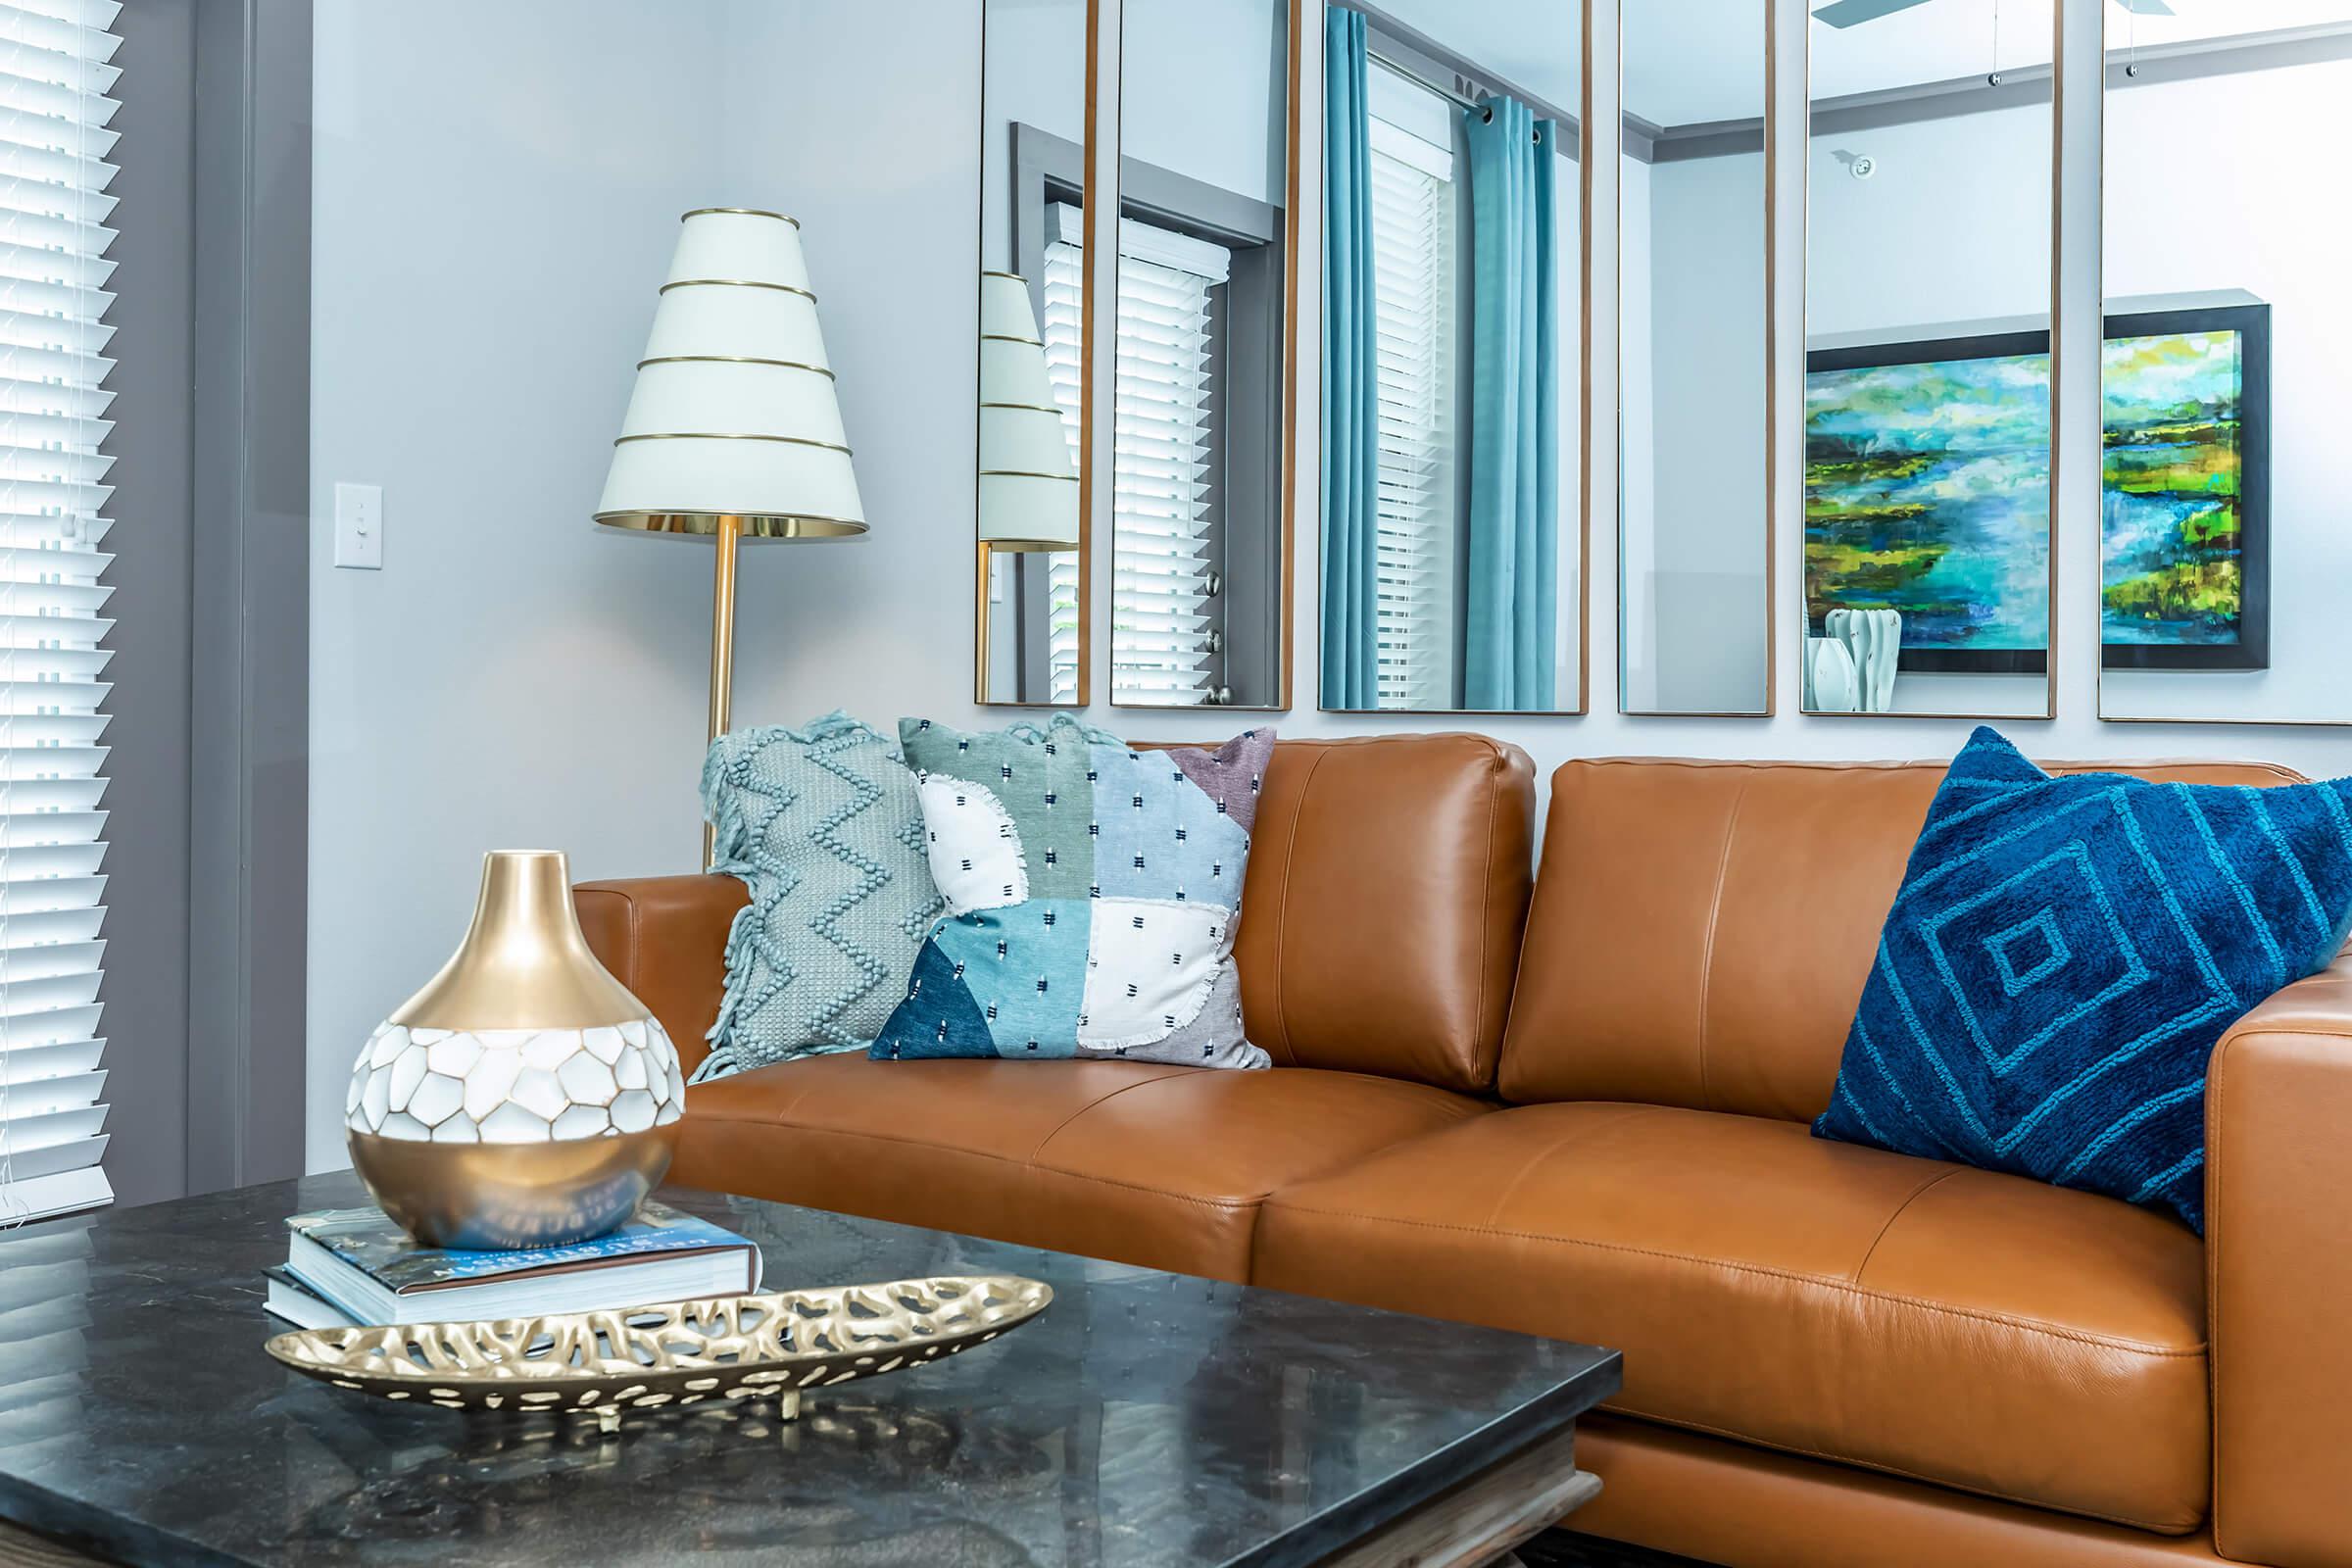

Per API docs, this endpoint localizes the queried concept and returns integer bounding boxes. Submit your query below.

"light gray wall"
[308,0,736,1166]
[303,0,2352,1168]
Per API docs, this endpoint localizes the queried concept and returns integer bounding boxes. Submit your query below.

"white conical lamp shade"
[597,209,867,539]
[977,270,1077,550]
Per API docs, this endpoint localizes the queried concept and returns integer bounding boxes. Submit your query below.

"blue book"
[283,1203,762,1326]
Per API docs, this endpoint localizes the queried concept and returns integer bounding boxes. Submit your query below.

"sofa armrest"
[573,874,749,1079]
[2209,951,2352,1568]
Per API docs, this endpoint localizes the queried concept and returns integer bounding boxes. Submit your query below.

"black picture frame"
[2099,302,2271,672]
[1802,304,2273,675]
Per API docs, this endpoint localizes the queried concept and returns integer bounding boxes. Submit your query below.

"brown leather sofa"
[576,734,2352,1568]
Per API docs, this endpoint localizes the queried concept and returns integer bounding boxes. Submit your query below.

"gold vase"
[345,851,685,1250]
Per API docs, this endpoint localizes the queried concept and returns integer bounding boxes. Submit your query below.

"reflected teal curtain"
[1462,98,1559,711]
[1320,6,1378,710]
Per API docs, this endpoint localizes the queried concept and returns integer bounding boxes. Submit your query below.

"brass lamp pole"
[595,209,868,867]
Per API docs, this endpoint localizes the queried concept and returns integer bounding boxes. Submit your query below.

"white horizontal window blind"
[1106,215,1228,706]
[0,0,119,1223]
[1040,218,1086,706]
[1367,66,1458,710]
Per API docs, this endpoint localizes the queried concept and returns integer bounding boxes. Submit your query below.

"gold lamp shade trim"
[594,508,868,540]
[636,354,835,379]
[392,851,651,1031]
[659,278,816,301]
[612,431,852,456]
[681,206,799,226]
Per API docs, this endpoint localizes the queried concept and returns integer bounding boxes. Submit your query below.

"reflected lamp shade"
[977,270,1078,550]
[596,209,867,539]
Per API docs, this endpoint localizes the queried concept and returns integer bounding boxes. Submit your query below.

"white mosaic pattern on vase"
[345,1019,684,1144]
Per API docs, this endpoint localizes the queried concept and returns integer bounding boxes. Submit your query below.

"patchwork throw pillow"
[871,715,1274,1069]
[1815,727,2352,1231]
[695,713,944,1081]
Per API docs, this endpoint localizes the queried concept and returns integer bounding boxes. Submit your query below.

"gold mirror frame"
[1615,0,1776,719]
[973,0,1101,709]
[1799,1,2062,722]
[1307,0,1595,718]
[1102,0,1303,712]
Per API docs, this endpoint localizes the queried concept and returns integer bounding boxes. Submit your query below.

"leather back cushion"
[1500,755,2308,1119]
[1147,734,1536,1093]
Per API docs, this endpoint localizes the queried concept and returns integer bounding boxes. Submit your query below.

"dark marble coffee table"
[0,1173,1619,1567]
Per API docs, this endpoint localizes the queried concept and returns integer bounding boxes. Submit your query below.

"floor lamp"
[975,270,1081,694]
[595,208,867,867]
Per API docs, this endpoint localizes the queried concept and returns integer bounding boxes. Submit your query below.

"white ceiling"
[1371,0,1582,116]
[1619,0,2352,129]
[1363,2,2352,137]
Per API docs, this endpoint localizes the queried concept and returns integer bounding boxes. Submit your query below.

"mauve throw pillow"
[871,714,1274,1068]
[695,714,944,1081]
[1814,727,2352,1231]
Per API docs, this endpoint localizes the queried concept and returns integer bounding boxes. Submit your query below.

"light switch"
[334,482,383,569]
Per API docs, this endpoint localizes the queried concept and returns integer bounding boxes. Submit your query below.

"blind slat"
[0,0,113,1224]
[1367,124,1457,710]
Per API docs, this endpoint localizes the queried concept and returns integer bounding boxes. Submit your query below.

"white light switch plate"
[334,482,383,569]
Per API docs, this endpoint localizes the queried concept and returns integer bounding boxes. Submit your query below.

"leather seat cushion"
[673,1054,1490,1283]
[1253,1102,2209,1533]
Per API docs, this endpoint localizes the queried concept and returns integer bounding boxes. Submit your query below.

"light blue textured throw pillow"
[695,713,944,1081]
[1815,727,2352,1232]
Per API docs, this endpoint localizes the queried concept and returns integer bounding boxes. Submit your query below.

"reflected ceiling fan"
[1812,0,2169,24]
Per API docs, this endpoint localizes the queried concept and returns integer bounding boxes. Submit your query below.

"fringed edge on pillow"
[691,893,767,1083]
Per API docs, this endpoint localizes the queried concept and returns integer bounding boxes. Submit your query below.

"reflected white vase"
[1826,608,1902,713]
[1802,637,1860,713]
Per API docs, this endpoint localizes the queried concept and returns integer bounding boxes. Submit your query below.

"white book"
[264,1267,357,1333]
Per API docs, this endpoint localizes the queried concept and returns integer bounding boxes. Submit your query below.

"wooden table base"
[1319,1424,1599,1568]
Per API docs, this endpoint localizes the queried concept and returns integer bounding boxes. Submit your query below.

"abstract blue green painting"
[1805,331,2052,672]
[2100,304,2269,670]
[1804,304,2270,673]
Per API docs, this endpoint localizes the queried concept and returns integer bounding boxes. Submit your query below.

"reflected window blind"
[0,0,119,1223]
[1040,220,1085,705]
[1106,215,1228,706]
[1368,93,1457,711]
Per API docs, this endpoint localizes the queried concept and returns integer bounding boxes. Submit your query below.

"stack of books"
[266,1202,763,1330]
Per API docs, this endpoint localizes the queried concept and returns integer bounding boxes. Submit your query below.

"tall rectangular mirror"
[1109,0,1298,709]
[1316,0,1586,714]
[977,0,1095,707]
[2099,4,2352,725]
[1802,0,2057,719]
[1620,1,1772,716]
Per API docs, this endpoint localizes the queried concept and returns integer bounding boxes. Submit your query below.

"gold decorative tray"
[265,1274,1052,1430]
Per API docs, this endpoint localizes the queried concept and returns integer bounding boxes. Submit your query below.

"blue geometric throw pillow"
[870,714,1274,1069]
[1814,727,2352,1232]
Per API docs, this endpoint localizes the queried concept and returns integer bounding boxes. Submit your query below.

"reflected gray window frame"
[1615,0,1776,718]
[974,0,1101,710]
[1312,0,1594,717]
[1798,0,2063,721]
[2095,17,2352,729]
